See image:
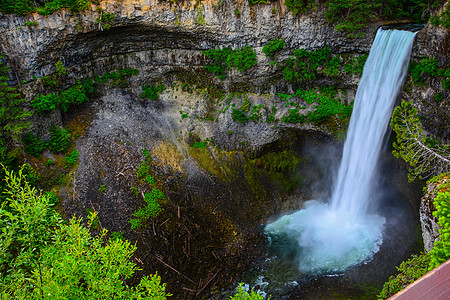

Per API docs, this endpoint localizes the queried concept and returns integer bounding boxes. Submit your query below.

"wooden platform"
[389,259,450,299]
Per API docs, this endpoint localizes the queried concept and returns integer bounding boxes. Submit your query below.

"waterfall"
[330,29,418,219]
[265,28,418,274]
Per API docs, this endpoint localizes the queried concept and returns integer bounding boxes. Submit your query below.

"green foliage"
[146,175,155,185]
[410,57,438,84]
[232,108,249,123]
[230,283,266,300]
[48,124,71,153]
[110,231,124,241]
[203,46,257,79]
[140,83,166,100]
[344,54,368,75]
[65,149,79,165]
[283,108,305,123]
[378,253,431,299]
[282,47,340,82]
[59,85,89,112]
[55,60,67,77]
[390,101,449,182]
[429,174,450,270]
[94,68,138,87]
[0,0,91,15]
[262,39,286,59]
[431,4,450,28]
[193,141,207,148]
[0,169,171,298]
[96,12,115,30]
[31,93,58,112]
[137,160,151,179]
[284,0,315,16]
[325,0,380,37]
[0,54,32,143]
[130,188,165,229]
[24,20,38,27]
[99,184,107,193]
[32,85,89,113]
[248,104,264,121]
[82,77,95,96]
[22,132,44,157]
[307,94,351,124]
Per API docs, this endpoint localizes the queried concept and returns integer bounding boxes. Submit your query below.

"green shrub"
[431,4,450,29]
[378,253,431,299]
[0,167,170,298]
[22,132,45,156]
[284,0,315,16]
[99,184,107,193]
[203,46,257,79]
[232,108,249,123]
[429,175,450,270]
[344,54,368,75]
[140,83,166,100]
[282,47,337,82]
[248,104,264,121]
[283,108,305,123]
[48,124,71,153]
[146,175,155,185]
[96,12,115,30]
[32,93,59,112]
[59,85,89,112]
[24,21,38,27]
[410,57,438,84]
[65,149,79,165]
[81,78,95,96]
[130,188,165,229]
[262,39,286,59]
[192,141,207,148]
[230,283,265,300]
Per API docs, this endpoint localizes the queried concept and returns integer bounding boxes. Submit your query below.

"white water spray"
[265,29,418,274]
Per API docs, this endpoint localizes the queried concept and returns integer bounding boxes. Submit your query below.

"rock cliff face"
[420,176,448,252]
[0,1,447,298]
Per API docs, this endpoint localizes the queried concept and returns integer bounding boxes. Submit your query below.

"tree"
[390,100,450,182]
[0,54,32,145]
[0,166,170,299]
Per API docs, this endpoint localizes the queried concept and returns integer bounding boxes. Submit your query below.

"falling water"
[265,28,418,274]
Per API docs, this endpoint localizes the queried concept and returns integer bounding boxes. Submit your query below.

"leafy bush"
[32,85,89,113]
[59,85,89,112]
[32,93,59,112]
[203,46,257,79]
[284,0,316,16]
[96,12,115,30]
[431,4,450,29]
[22,132,45,156]
[25,21,38,27]
[230,283,265,300]
[0,167,170,298]
[283,108,305,123]
[378,253,431,299]
[428,174,450,270]
[263,39,286,59]
[410,57,438,84]
[344,54,368,75]
[193,141,207,148]
[282,47,340,82]
[130,188,165,229]
[140,83,166,100]
[48,124,71,153]
[232,108,249,123]
[65,149,79,165]
[82,78,95,96]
